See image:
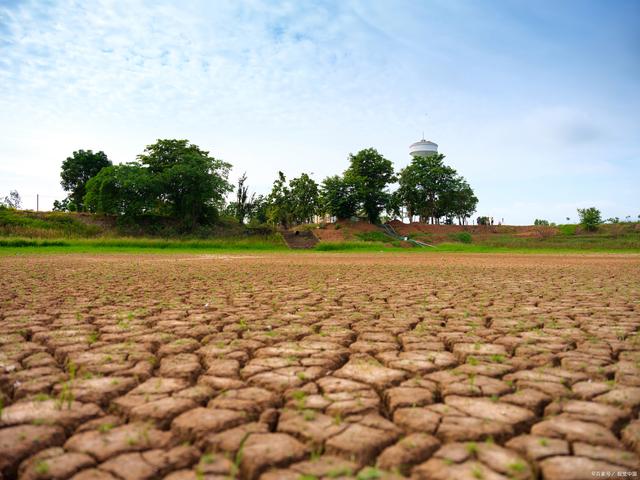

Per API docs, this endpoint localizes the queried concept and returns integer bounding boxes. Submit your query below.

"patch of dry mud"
[0,253,639,479]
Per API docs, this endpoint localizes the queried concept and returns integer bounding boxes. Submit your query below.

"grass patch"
[0,235,287,254]
[450,232,472,243]
[314,241,400,252]
[356,231,393,243]
[0,209,101,238]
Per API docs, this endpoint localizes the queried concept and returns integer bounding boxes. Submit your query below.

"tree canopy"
[60,150,112,211]
[136,139,232,226]
[321,175,358,220]
[396,153,477,224]
[345,148,396,223]
[84,139,232,228]
[265,172,320,227]
[57,139,479,230]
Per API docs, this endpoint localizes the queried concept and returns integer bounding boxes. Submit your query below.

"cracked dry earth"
[0,253,639,480]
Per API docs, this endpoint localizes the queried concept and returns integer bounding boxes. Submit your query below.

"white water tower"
[409,137,438,158]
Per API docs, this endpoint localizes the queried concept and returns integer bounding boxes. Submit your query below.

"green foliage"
[60,150,112,211]
[397,154,477,224]
[534,219,550,226]
[266,172,320,227]
[84,164,159,217]
[0,235,285,251]
[454,232,472,243]
[266,171,292,227]
[229,172,252,224]
[289,173,320,224]
[321,175,358,220]
[557,224,577,235]
[357,231,391,242]
[83,139,232,229]
[577,207,602,231]
[137,139,232,227]
[345,148,396,223]
[0,209,101,237]
[356,467,384,480]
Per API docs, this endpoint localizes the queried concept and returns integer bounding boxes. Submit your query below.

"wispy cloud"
[0,0,638,222]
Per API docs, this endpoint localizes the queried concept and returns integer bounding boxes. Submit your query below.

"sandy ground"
[1,252,639,479]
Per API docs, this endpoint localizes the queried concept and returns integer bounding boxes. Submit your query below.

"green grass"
[1,236,639,255]
[472,233,640,250]
[314,241,404,252]
[0,235,287,255]
[355,231,392,243]
[429,242,640,254]
[0,208,102,237]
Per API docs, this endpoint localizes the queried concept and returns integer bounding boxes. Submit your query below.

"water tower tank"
[409,138,438,158]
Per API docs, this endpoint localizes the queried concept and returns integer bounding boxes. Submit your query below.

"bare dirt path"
[1,253,639,479]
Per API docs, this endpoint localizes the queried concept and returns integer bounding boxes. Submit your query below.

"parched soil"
[1,253,639,480]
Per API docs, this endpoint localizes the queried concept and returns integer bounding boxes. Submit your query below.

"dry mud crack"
[1,252,639,479]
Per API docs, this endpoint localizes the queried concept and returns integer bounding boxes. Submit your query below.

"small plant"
[489,354,505,363]
[508,461,527,473]
[35,461,50,475]
[231,433,250,478]
[291,390,307,410]
[471,466,484,479]
[87,331,100,345]
[333,413,343,425]
[465,442,478,454]
[98,422,114,433]
[357,467,384,480]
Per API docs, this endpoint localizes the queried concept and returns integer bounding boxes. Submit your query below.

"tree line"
[54,138,478,229]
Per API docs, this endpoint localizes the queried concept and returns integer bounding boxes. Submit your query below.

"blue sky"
[1,0,638,223]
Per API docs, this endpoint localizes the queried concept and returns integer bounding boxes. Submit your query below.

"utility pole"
[36,194,39,212]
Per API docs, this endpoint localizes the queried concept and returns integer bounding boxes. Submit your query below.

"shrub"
[577,207,602,232]
[454,232,472,243]
[534,219,550,226]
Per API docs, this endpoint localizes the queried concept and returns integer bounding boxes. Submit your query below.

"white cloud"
[0,0,638,221]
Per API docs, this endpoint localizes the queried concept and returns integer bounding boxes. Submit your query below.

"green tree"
[266,172,293,228]
[442,178,478,225]
[289,173,320,224]
[320,175,358,220]
[577,207,602,231]
[344,148,395,223]
[397,154,476,224]
[248,194,268,224]
[84,164,159,217]
[60,150,112,211]
[231,173,251,224]
[137,139,232,227]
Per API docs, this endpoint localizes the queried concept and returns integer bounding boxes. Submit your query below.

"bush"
[454,232,472,243]
[577,207,602,232]
[534,219,550,226]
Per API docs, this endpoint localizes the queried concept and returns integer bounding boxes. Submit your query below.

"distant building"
[409,138,438,158]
